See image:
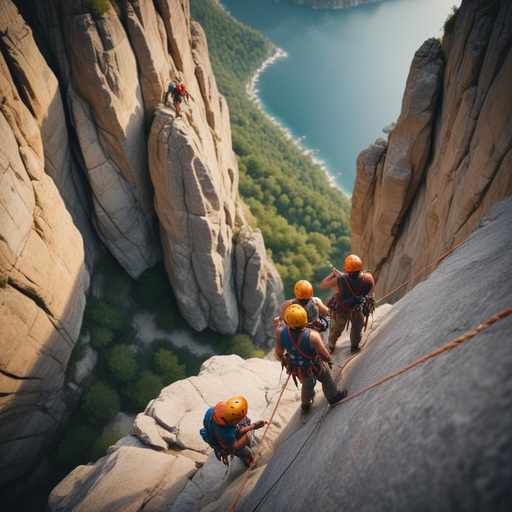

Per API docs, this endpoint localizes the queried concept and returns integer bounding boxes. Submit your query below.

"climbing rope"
[229,374,291,512]
[330,306,512,408]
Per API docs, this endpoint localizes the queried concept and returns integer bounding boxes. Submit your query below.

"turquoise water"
[221,0,460,195]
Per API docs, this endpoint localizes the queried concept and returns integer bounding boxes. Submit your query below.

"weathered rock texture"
[0,0,282,491]
[0,0,88,485]
[351,0,512,301]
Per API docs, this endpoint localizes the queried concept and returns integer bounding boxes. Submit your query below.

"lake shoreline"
[245,46,350,197]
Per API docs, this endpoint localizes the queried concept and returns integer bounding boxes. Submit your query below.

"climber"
[274,304,348,414]
[271,280,330,333]
[320,254,375,355]
[172,82,191,117]
[165,79,176,107]
[200,396,266,467]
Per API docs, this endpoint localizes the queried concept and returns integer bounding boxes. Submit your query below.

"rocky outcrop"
[351,0,512,300]
[0,13,88,486]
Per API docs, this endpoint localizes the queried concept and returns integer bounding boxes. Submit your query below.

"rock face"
[0,0,282,491]
[351,0,512,301]
[240,196,512,512]
[0,0,88,486]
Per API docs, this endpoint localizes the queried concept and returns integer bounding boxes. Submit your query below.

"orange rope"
[330,307,512,409]
[375,239,466,304]
[229,374,291,512]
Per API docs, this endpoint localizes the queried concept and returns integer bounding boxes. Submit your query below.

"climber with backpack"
[271,280,330,333]
[171,82,191,117]
[165,79,176,107]
[320,254,375,355]
[200,396,266,467]
[274,304,348,414]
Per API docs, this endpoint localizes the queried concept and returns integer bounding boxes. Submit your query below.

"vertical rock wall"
[351,0,512,300]
[0,0,282,487]
[0,2,88,484]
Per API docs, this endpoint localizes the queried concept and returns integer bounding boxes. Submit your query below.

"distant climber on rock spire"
[274,304,348,414]
[271,280,330,333]
[171,82,192,117]
[200,396,266,467]
[321,254,375,355]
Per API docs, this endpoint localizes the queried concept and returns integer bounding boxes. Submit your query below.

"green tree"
[108,344,137,382]
[220,333,256,359]
[82,382,120,426]
[131,371,164,411]
[154,348,186,385]
[90,432,123,462]
[90,326,114,349]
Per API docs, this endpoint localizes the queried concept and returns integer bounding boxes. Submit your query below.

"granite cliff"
[351,0,512,300]
[0,0,282,491]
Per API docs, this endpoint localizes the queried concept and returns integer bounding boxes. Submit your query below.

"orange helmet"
[284,304,308,328]
[294,280,313,299]
[224,396,248,423]
[344,254,363,273]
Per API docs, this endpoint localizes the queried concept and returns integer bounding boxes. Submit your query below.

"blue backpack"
[200,410,228,463]
[167,81,175,94]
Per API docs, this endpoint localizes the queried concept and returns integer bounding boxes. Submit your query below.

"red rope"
[375,239,466,304]
[229,374,291,512]
[330,307,512,409]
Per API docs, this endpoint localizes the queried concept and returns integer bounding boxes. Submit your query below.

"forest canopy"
[190,0,352,293]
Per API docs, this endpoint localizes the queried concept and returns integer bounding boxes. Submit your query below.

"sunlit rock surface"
[351,0,512,300]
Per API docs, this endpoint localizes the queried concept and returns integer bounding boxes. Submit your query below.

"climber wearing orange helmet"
[200,396,266,467]
[271,280,330,333]
[320,254,375,354]
[274,304,348,414]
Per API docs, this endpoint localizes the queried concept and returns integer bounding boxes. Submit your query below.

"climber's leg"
[329,311,347,353]
[350,310,365,351]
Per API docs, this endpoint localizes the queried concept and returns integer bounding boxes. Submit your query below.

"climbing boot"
[301,403,311,414]
[244,457,254,468]
[328,344,336,355]
[328,388,348,408]
[350,345,361,354]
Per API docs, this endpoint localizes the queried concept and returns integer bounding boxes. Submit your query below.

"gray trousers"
[301,363,338,405]
[329,308,365,351]
[233,443,253,463]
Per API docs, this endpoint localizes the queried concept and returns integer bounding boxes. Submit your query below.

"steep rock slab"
[241,196,512,512]
[351,0,512,298]
[0,63,87,484]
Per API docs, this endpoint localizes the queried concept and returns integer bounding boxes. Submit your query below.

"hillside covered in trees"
[190,0,352,292]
